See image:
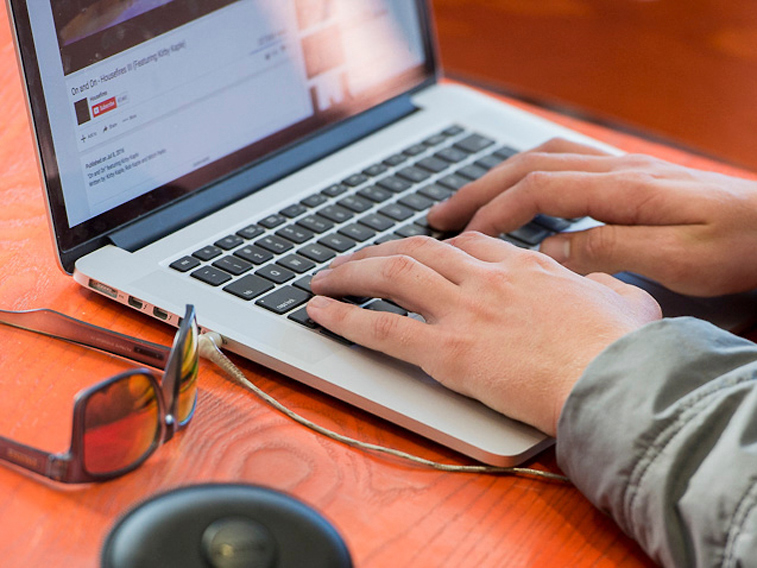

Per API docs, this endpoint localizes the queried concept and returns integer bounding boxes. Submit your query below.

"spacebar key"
[256,286,311,315]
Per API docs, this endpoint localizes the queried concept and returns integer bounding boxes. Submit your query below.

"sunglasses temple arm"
[0,435,68,481]
[0,308,171,369]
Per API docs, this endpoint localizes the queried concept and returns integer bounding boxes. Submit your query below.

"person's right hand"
[427,138,757,297]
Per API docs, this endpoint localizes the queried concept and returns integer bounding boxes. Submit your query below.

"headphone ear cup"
[101,483,353,568]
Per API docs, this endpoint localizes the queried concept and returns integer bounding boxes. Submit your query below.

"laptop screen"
[13,0,433,261]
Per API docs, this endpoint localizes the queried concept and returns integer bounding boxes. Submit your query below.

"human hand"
[307,234,661,436]
[427,138,757,297]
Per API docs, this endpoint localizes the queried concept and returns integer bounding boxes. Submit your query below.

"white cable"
[198,332,569,482]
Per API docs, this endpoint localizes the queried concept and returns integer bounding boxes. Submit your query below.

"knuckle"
[397,235,435,254]
[369,312,401,343]
[579,227,617,263]
[381,254,417,283]
[617,152,660,170]
[535,137,570,153]
[449,230,487,247]
[520,170,553,191]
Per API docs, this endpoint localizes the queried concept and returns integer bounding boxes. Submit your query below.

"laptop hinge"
[109,93,422,252]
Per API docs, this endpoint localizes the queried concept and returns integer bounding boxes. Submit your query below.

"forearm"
[557,318,757,567]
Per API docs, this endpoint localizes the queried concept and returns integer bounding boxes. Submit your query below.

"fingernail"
[428,200,447,216]
[540,236,570,263]
[329,253,353,268]
[308,295,333,309]
[311,268,332,284]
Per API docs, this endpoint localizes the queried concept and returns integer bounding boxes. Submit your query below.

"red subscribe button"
[92,97,117,117]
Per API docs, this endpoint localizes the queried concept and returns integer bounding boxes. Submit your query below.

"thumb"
[539,225,643,276]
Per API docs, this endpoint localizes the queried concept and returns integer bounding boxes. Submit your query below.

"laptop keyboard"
[169,125,575,338]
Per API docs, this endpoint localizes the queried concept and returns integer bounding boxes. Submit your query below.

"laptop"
[7,0,757,467]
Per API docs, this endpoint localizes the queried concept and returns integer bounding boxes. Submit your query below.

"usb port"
[128,296,144,310]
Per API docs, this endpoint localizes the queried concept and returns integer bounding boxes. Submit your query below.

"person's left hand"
[307,233,662,436]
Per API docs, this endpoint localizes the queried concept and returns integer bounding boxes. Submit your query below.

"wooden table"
[432,0,757,173]
[1,3,755,567]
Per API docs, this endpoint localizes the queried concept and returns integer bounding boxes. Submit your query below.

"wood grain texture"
[1,3,755,567]
[432,0,757,172]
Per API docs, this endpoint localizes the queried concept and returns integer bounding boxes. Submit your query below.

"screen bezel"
[7,0,439,274]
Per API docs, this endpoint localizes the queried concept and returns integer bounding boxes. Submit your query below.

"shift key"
[256,286,311,314]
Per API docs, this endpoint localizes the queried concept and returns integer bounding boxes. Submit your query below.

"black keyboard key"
[454,133,495,154]
[288,306,318,328]
[193,245,223,261]
[234,245,273,265]
[255,235,294,254]
[442,125,465,136]
[343,173,368,187]
[363,163,388,177]
[418,184,454,201]
[338,223,376,242]
[399,193,434,211]
[236,224,265,240]
[293,275,314,294]
[298,243,337,263]
[301,193,328,208]
[375,234,403,244]
[297,214,334,234]
[215,235,244,250]
[457,164,488,181]
[213,256,253,276]
[395,223,435,238]
[343,295,371,305]
[493,146,519,160]
[416,156,450,174]
[337,195,373,213]
[383,154,408,167]
[276,225,315,244]
[318,233,357,253]
[423,134,448,147]
[377,176,412,193]
[256,286,311,315]
[358,185,393,203]
[435,147,469,163]
[322,183,349,197]
[223,274,274,301]
[378,203,415,222]
[507,222,553,246]
[318,205,354,223]
[475,154,505,170]
[258,214,287,229]
[364,300,408,316]
[280,203,307,218]
[359,213,395,232]
[396,166,431,184]
[170,256,201,273]
[533,214,573,232]
[437,174,469,191]
[499,234,532,249]
[256,264,296,284]
[191,266,232,286]
[403,143,427,156]
[277,254,316,273]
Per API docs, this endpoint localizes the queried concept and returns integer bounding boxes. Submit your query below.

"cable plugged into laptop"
[197,331,569,482]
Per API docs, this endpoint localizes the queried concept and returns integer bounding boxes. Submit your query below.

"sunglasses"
[0,304,198,483]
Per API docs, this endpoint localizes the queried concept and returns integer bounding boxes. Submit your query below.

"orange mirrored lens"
[175,318,199,425]
[82,373,160,475]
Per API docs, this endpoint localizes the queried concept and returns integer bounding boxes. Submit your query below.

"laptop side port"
[152,306,169,320]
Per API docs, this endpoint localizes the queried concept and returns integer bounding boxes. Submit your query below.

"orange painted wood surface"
[0,3,755,567]
[432,0,757,172]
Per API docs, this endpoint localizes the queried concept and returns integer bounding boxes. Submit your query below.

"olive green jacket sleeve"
[557,318,757,568]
